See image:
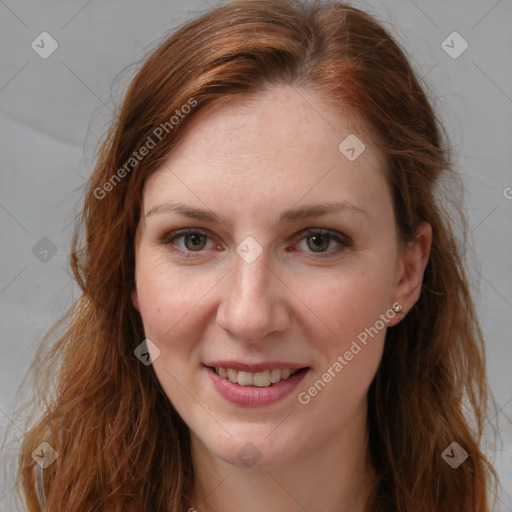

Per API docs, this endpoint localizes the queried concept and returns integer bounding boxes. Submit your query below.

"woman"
[15,0,499,510]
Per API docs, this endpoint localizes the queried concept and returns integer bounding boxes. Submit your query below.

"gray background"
[1,0,511,510]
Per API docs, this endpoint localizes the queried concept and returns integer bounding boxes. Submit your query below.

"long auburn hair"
[12,0,499,510]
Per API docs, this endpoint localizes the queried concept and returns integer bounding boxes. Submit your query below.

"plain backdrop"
[1,0,511,510]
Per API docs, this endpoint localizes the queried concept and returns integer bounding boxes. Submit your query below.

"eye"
[291,228,351,258]
[160,229,215,257]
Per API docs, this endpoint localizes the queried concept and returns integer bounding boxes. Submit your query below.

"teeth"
[213,367,301,387]
[253,371,271,387]
[270,369,282,383]
[237,371,253,386]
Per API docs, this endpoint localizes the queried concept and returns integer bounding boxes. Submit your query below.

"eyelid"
[159,227,352,258]
[292,227,352,248]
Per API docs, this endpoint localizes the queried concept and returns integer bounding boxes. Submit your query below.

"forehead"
[142,85,391,224]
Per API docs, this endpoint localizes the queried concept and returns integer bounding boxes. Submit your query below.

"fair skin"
[132,84,431,512]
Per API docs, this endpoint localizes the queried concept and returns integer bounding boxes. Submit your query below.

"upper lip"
[204,360,309,372]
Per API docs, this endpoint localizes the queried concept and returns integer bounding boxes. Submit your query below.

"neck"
[188,399,377,512]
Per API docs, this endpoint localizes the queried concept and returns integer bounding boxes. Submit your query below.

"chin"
[195,426,304,470]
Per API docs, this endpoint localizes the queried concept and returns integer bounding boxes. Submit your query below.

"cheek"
[310,266,393,338]
[299,264,394,406]
[134,258,219,345]
[296,271,390,419]
[135,260,184,340]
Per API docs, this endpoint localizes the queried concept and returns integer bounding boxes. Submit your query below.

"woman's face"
[133,85,419,469]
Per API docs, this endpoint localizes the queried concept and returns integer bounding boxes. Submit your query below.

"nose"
[215,251,290,343]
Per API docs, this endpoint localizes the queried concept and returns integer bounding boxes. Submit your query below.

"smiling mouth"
[207,366,309,387]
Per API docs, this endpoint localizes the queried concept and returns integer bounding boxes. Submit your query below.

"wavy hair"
[13,0,499,510]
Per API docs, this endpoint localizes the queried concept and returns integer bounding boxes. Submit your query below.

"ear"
[389,222,432,325]
[131,288,140,311]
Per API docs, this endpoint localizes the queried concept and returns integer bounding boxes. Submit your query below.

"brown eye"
[294,228,351,258]
[182,232,207,251]
[160,229,214,256]
[306,233,331,252]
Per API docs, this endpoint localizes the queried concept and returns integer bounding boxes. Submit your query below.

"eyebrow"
[145,200,368,227]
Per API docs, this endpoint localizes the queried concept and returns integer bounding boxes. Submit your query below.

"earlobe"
[393,222,432,320]
[131,289,140,311]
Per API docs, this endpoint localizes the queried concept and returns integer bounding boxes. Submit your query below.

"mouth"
[206,365,309,388]
[203,363,311,407]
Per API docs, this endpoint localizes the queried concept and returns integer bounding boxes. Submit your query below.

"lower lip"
[204,366,310,407]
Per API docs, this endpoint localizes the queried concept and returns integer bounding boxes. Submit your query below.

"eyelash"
[158,228,352,260]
